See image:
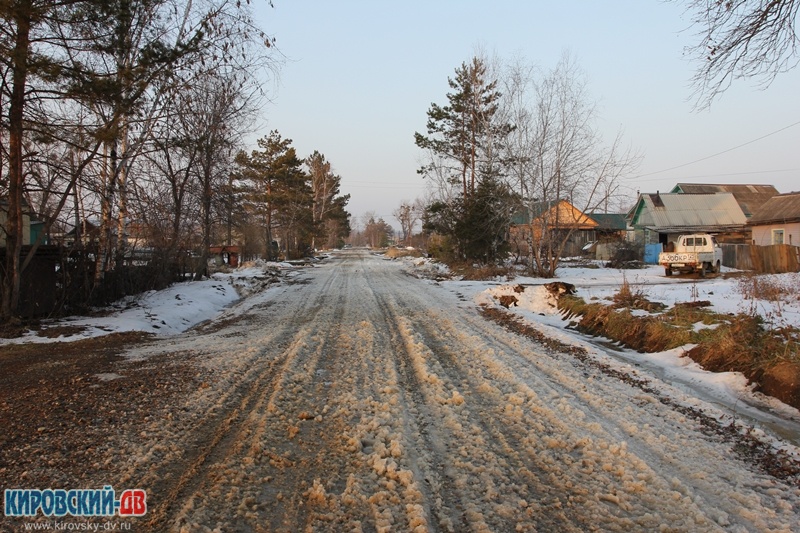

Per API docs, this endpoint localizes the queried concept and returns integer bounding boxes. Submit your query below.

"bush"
[606,241,644,269]
[453,263,516,281]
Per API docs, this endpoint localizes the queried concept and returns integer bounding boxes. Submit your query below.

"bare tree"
[679,0,800,107]
[393,199,425,246]
[0,0,277,318]
[503,53,639,277]
[0,0,125,317]
[393,201,414,246]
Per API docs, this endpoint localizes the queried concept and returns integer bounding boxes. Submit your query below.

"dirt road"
[2,250,799,532]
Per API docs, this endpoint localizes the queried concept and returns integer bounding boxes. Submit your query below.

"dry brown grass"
[557,291,800,410]
[384,247,424,259]
[611,275,666,313]
[685,316,800,407]
[736,272,800,306]
[453,263,517,281]
[560,296,690,352]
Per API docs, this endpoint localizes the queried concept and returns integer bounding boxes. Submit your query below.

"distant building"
[511,199,599,257]
[0,199,32,247]
[670,183,778,219]
[627,192,748,245]
[748,191,800,246]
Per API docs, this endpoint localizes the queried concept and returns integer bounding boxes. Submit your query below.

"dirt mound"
[761,362,800,408]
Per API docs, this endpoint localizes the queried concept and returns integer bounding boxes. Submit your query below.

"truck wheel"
[714,260,721,273]
[664,267,672,277]
[700,262,707,278]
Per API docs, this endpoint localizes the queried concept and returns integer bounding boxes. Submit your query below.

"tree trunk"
[195,152,213,280]
[95,142,115,283]
[115,124,129,271]
[2,7,31,320]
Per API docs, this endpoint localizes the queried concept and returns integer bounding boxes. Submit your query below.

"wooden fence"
[720,244,800,273]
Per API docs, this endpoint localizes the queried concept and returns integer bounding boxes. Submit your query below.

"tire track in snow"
[362,262,594,531]
[375,282,588,531]
[117,265,349,530]
[369,266,797,531]
[104,251,799,532]
[444,309,795,532]
[364,273,476,532]
[167,259,360,532]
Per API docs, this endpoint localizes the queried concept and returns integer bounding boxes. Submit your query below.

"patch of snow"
[95,372,125,381]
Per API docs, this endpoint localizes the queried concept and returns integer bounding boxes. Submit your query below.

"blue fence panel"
[644,243,663,264]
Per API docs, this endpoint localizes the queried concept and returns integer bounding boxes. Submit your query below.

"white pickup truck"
[659,234,723,277]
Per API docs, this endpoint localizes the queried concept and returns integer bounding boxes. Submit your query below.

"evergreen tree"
[306,151,351,249]
[235,131,311,260]
[415,55,514,262]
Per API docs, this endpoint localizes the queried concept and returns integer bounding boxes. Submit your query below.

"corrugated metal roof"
[671,183,778,217]
[748,192,800,225]
[631,192,747,229]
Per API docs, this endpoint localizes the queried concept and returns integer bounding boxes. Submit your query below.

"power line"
[632,119,800,179]
[635,167,800,183]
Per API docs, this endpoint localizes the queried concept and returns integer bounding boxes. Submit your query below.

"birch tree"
[503,54,638,277]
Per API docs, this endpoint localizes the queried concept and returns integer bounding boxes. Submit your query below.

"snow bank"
[0,262,298,344]
[475,284,560,315]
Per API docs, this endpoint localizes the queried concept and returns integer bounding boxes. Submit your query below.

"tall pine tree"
[235,131,311,260]
[415,56,515,262]
[306,151,350,250]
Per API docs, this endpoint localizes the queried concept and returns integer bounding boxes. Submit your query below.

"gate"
[644,243,662,265]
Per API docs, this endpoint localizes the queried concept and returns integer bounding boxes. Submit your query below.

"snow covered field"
[3,251,799,531]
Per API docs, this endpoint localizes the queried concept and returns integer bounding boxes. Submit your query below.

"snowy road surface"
[115,250,798,532]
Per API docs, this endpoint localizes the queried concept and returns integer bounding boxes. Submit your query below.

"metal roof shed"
[627,192,748,241]
[670,183,778,218]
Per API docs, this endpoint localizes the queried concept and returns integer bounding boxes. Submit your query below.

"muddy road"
[2,250,799,532]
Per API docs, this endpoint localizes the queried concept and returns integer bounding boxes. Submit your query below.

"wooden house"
[511,200,599,257]
[748,192,800,246]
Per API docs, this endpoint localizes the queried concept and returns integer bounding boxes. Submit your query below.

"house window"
[772,229,784,245]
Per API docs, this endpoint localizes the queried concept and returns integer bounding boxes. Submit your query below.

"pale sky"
[251,1,800,230]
